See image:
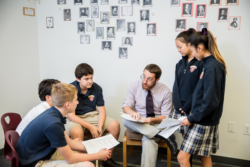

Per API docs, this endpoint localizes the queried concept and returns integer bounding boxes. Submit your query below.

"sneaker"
[155,134,178,156]
[102,158,120,167]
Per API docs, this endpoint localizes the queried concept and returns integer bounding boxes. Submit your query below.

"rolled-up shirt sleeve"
[122,82,136,109]
[160,90,172,117]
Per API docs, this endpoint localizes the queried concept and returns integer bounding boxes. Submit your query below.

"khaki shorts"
[35,151,83,167]
[65,111,115,136]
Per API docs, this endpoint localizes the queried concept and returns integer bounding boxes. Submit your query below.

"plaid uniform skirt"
[172,109,189,134]
[180,124,219,157]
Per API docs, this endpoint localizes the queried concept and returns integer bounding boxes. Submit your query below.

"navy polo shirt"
[71,80,105,115]
[16,107,67,167]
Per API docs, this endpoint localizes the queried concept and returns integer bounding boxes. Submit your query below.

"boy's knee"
[177,153,186,164]
[111,120,120,129]
[70,126,83,138]
[82,161,95,167]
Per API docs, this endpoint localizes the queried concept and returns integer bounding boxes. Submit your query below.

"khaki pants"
[65,111,115,136]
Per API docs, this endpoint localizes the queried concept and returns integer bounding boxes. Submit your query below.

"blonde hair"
[51,83,78,107]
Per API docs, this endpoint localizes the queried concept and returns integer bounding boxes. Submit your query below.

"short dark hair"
[39,79,61,101]
[144,64,162,80]
[75,63,94,79]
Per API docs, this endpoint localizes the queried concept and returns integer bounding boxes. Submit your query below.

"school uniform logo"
[200,72,204,79]
[88,95,95,101]
[190,65,197,72]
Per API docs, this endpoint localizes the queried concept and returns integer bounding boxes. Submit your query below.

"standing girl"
[178,28,227,167]
[172,28,203,166]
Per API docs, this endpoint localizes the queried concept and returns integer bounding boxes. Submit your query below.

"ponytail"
[188,28,227,74]
[176,28,196,44]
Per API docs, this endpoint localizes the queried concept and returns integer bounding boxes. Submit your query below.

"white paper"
[82,134,119,154]
[120,113,145,123]
[158,125,181,139]
[156,117,186,129]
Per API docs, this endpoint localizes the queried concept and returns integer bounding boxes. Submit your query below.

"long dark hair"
[176,28,196,44]
[188,28,227,74]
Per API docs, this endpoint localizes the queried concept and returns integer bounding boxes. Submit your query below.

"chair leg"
[167,146,171,167]
[123,136,127,167]
[130,145,134,156]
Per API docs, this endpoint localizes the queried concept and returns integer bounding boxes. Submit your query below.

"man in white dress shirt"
[16,79,60,136]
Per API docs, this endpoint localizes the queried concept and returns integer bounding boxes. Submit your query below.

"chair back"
[5,130,19,167]
[1,113,22,161]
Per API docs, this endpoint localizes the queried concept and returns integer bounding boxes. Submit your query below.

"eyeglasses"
[140,74,155,83]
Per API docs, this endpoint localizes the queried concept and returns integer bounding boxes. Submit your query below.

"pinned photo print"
[119,0,127,4]
[197,22,209,31]
[110,6,119,18]
[132,0,140,6]
[100,12,109,24]
[147,23,156,36]
[107,27,115,40]
[101,0,109,5]
[226,0,239,6]
[228,16,241,30]
[91,6,99,18]
[119,47,128,59]
[140,10,150,22]
[117,19,126,31]
[170,0,180,7]
[74,0,83,5]
[77,22,85,34]
[58,0,66,4]
[182,3,193,17]
[176,19,186,31]
[218,8,228,22]
[90,0,98,5]
[209,0,221,6]
[96,27,104,39]
[102,41,112,50]
[79,7,89,18]
[122,37,133,46]
[196,4,206,18]
[121,6,133,16]
[46,17,54,28]
[127,22,136,35]
[80,35,90,44]
[64,9,71,21]
[86,20,95,32]
[143,0,152,7]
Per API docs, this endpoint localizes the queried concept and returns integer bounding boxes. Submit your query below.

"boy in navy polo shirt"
[16,83,111,167]
[65,63,120,167]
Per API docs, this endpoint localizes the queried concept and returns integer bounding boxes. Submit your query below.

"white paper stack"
[120,113,145,123]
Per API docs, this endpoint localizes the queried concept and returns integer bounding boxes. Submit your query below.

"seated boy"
[16,83,111,167]
[16,79,60,136]
[65,63,120,167]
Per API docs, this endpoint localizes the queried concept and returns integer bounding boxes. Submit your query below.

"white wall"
[37,0,250,160]
[0,0,40,148]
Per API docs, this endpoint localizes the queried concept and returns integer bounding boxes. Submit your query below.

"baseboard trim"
[0,148,3,156]
[117,143,250,167]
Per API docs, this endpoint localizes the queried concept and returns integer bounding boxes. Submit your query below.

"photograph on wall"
[100,12,109,24]
[228,16,241,30]
[121,6,133,16]
[46,17,54,28]
[119,47,128,59]
[96,27,104,39]
[170,0,180,7]
[197,22,209,31]
[182,3,193,17]
[196,4,206,18]
[101,0,109,5]
[110,6,119,18]
[58,0,66,4]
[80,7,89,18]
[90,0,98,5]
[64,9,71,21]
[117,19,126,31]
[122,37,133,46]
[175,19,186,31]
[91,6,99,18]
[143,0,152,7]
[119,0,128,4]
[86,20,95,32]
[147,23,156,36]
[226,0,239,6]
[218,8,228,22]
[127,22,136,35]
[140,10,150,22]
[77,22,85,34]
[102,41,112,50]
[209,0,221,6]
[74,0,83,5]
[132,0,140,6]
[107,27,115,39]
[80,35,90,44]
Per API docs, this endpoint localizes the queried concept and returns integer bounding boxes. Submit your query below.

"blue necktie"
[146,90,155,118]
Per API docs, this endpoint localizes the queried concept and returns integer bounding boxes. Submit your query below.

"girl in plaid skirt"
[178,28,227,167]
[172,28,203,166]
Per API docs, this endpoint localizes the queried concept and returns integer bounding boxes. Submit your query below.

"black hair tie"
[202,28,208,36]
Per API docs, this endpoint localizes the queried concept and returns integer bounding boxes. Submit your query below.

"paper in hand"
[156,117,186,129]
[120,113,145,123]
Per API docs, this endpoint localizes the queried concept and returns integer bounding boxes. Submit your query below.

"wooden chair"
[123,129,172,167]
